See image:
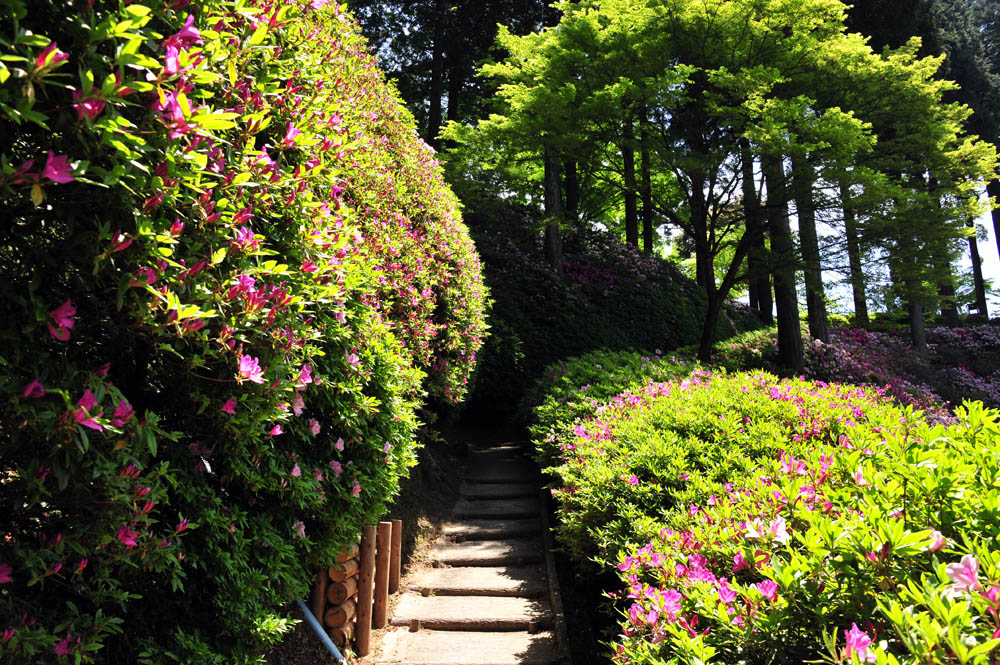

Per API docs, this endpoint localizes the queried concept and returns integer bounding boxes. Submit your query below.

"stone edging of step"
[538,487,573,665]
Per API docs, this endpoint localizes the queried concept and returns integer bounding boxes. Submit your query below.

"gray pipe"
[294,597,349,665]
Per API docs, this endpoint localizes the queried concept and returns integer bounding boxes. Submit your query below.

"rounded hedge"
[0,1,485,662]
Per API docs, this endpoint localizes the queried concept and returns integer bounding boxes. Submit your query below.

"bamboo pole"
[389,519,402,594]
[328,558,358,582]
[374,521,392,628]
[310,566,329,622]
[323,598,357,628]
[355,525,376,656]
[326,576,359,605]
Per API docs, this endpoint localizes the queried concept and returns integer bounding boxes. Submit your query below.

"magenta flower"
[53,632,74,655]
[0,563,12,583]
[717,579,737,604]
[176,519,189,533]
[168,14,202,48]
[71,89,106,121]
[352,480,361,497]
[117,525,139,548]
[270,424,283,436]
[329,460,343,476]
[72,408,103,432]
[756,580,778,601]
[109,230,132,253]
[291,464,301,477]
[75,558,88,573]
[77,389,98,411]
[164,44,180,76]
[47,299,76,341]
[42,151,74,184]
[220,397,237,414]
[35,42,69,70]
[732,551,748,573]
[110,400,133,427]
[238,355,265,383]
[844,623,875,663]
[946,554,980,591]
[3,628,14,641]
[297,364,313,386]
[21,378,45,399]
[308,418,321,435]
[283,122,302,147]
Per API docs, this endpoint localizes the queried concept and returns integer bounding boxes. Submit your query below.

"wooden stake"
[309,566,328,623]
[328,558,358,582]
[331,621,354,648]
[389,519,402,594]
[326,575,359,605]
[373,521,392,628]
[355,525,376,656]
[323,598,357,628]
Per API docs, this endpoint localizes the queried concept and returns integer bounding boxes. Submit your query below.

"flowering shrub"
[538,370,1000,664]
[0,1,484,662]
[464,209,760,415]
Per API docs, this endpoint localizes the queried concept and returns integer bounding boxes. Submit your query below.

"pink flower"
[35,42,69,70]
[756,580,778,601]
[291,392,305,416]
[47,299,76,341]
[732,551,748,573]
[72,408,104,431]
[220,397,237,414]
[291,464,301,477]
[844,623,875,663]
[627,475,639,486]
[352,480,361,497]
[946,554,980,592]
[109,230,132,253]
[75,558,88,572]
[293,520,306,539]
[77,389,98,411]
[329,460,342,476]
[308,418,321,435]
[42,151,74,184]
[768,516,789,545]
[0,563,12,583]
[238,355,265,383]
[717,579,737,604]
[117,525,138,548]
[853,466,869,487]
[345,351,361,369]
[53,632,74,655]
[176,519,189,533]
[270,425,283,436]
[167,14,202,48]
[164,44,180,76]
[283,122,302,147]
[72,89,105,121]
[110,400,133,427]
[335,437,345,451]
[929,530,947,552]
[3,628,14,641]
[297,364,313,387]
[21,378,45,398]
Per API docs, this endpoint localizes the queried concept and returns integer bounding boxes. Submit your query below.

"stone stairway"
[377,444,569,665]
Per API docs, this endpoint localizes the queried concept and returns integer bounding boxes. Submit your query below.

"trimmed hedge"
[534,367,1000,664]
[0,1,484,662]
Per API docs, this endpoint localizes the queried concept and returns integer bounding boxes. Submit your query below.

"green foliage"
[464,207,760,415]
[0,1,485,661]
[535,368,1000,664]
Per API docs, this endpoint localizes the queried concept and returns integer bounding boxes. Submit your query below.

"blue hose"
[294,597,349,665]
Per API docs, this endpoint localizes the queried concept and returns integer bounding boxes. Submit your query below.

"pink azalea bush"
[0,1,484,662]
[539,370,1000,664]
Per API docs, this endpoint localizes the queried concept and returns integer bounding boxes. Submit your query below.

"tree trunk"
[968,218,990,318]
[543,144,564,274]
[841,180,869,327]
[446,62,462,124]
[622,121,638,248]
[697,294,725,363]
[426,0,445,147]
[564,159,579,223]
[907,283,927,353]
[640,116,654,256]
[762,155,803,372]
[936,269,960,326]
[987,179,1000,263]
[741,141,771,323]
[791,157,828,343]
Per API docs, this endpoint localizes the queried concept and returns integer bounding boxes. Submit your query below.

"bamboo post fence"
[310,518,403,657]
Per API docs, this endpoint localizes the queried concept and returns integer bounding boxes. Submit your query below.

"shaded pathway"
[377,443,569,664]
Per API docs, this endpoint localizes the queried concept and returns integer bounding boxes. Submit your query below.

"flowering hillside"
[0,1,485,661]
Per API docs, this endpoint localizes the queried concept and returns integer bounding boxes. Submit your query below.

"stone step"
[390,595,552,631]
[460,482,537,500]
[409,566,547,597]
[441,519,542,541]
[463,462,538,484]
[453,497,539,519]
[378,629,558,665]
[430,538,543,567]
